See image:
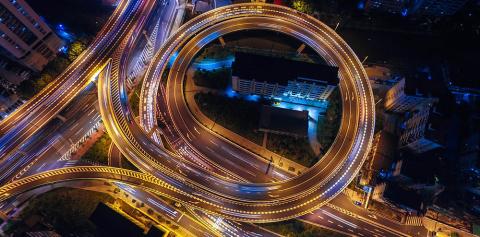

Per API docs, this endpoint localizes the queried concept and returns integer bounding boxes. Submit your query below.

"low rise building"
[398,103,442,153]
[384,77,442,154]
[0,0,64,72]
[231,52,338,101]
[424,205,477,236]
[360,131,398,186]
[384,77,437,113]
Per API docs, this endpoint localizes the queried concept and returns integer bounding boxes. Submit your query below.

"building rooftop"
[372,131,398,171]
[400,149,443,183]
[384,182,424,211]
[259,105,308,138]
[404,73,437,97]
[232,52,339,86]
[404,70,450,101]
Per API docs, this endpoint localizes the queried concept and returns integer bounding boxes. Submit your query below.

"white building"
[0,0,63,72]
[231,52,338,101]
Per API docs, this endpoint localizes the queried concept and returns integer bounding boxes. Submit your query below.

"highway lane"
[0,0,424,235]
[161,16,428,236]
[188,208,282,237]
[101,3,375,221]
[0,0,157,164]
[1,171,280,237]
[165,18,358,188]
[325,195,428,236]
[0,1,374,226]
[0,83,101,184]
[11,0,180,181]
[162,17,427,236]
[160,19,360,202]
[108,142,123,168]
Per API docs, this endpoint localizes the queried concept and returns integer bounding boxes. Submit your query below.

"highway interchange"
[0,0,429,236]
[101,3,375,222]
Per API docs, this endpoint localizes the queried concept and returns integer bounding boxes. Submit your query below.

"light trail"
[0,3,375,223]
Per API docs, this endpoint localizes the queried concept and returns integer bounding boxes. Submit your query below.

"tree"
[317,88,341,151]
[291,0,313,14]
[33,73,54,92]
[16,79,35,99]
[68,40,87,61]
[50,56,70,73]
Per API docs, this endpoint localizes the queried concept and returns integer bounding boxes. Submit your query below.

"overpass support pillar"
[0,211,7,221]
[56,114,67,123]
[296,43,306,55]
[218,36,226,47]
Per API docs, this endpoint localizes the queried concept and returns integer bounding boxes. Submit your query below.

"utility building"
[231,52,339,101]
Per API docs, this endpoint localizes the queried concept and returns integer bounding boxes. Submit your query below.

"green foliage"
[195,93,318,166]
[129,83,142,117]
[17,188,113,236]
[81,133,111,165]
[267,134,317,167]
[193,67,231,89]
[260,219,346,237]
[195,92,265,144]
[317,88,341,154]
[16,0,112,99]
[291,0,314,14]
[16,80,35,99]
[16,38,88,99]
[196,46,232,61]
[17,55,68,99]
[68,40,87,62]
[129,92,140,117]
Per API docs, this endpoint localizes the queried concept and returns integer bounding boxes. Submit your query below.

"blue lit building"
[231,52,339,103]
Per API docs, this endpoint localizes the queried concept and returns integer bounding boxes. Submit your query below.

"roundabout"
[0,3,375,223]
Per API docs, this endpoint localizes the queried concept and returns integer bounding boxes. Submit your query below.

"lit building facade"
[232,77,337,101]
[0,0,63,72]
[384,77,441,154]
[398,103,441,153]
[231,53,338,102]
[384,77,437,113]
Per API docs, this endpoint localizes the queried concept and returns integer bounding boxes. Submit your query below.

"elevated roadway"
[0,0,157,163]
[0,2,375,223]
[102,3,375,222]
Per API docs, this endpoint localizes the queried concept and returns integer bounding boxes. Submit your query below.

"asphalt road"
[100,3,375,221]
[0,1,427,236]
[0,0,157,164]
